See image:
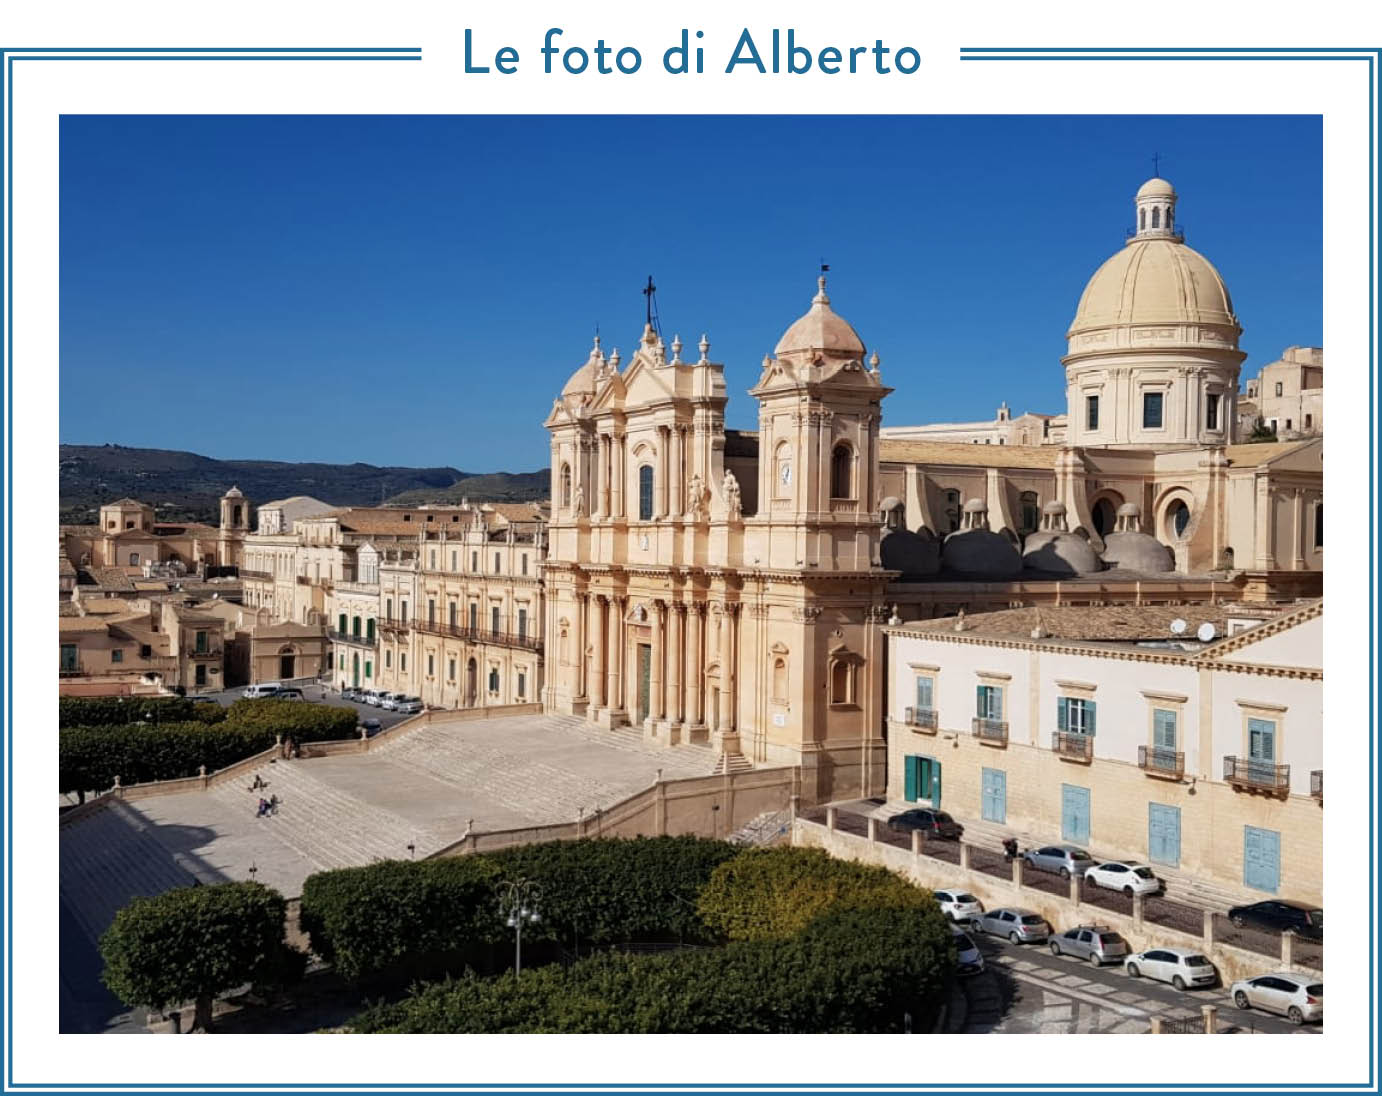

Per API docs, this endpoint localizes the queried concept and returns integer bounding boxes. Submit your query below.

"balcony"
[1138,745,1185,780]
[296,575,311,586]
[1224,756,1291,796]
[329,630,376,648]
[903,707,938,733]
[412,616,543,655]
[1051,731,1093,763]
[1310,769,1322,800]
[59,663,85,677]
[379,618,410,635]
[828,498,857,514]
[971,717,1008,746]
[238,569,272,581]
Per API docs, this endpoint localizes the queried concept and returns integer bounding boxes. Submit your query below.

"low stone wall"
[794,817,1315,988]
[431,766,799,858]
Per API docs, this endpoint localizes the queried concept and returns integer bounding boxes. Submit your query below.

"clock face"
[780,462,792,486]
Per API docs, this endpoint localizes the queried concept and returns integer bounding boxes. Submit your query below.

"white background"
[5,0,1378,1088]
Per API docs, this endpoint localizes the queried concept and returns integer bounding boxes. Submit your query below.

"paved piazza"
[60,713,718,947]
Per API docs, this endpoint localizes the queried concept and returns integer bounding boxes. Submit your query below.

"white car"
[1124,948,1218,990]
[1084,861,1163,896]
[1229,971,1322,1025]
[951,925,985,977]
[933,889,984,924]
[395,696,423,714]
[379,693,401,711]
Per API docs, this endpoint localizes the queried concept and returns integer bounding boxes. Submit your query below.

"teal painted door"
[636,644,651,724]
[904,756,940,804]
[904,756,921,802]
[981,768,1006,824]
[1061,785,1090,845]
[1148,803,1181,867]
[1244,826,1280,893]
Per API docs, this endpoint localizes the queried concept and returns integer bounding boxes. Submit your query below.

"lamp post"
[497,878,542,975]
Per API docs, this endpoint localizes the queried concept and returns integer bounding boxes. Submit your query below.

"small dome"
[1023,530,1104,576]
[223,486,244,499]
[942,528,1023,579]
[773,275,865,361]
[561,335,607,400]
[1116,502,1140,519]
[1042,500,1066,516]
[1136,176,1176,199]
[1101,531,1174,573]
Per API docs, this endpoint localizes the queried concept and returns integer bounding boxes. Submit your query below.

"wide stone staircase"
[59,799,201,944]
[728,808,792,846]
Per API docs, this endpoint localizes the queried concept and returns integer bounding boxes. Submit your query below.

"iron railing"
[412,616,543,654]
[1051,731,1093,762]
[379,618,410,634]
[329,630,376,647]
[1310,769,1322,799]
[903,707,938,731]
[1223,756,1290,794]
[1139,745,1185,779]
[971,717,1008,745]
[238,569,272,581]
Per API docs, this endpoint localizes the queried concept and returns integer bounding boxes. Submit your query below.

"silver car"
[1124,947,1219,990]
[975,907,1051,944]
[952,926,985,977]
[1230,971,1323,1025]
[1048,925,1129,966]
[1024,844,1097,879]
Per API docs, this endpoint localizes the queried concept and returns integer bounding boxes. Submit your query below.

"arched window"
[830,660,852,705]
[772,657,787,700]
[560,463,572,510]
[774,442,793,498]
[1092,498,1117,537]
[1139,208,1146,230]
[1019,491,1039,534]
[830,444,853,499]
[1167,500,1191,540]
[638,464,654,521]
[1151,207,1161,228]
[488,667,500,694]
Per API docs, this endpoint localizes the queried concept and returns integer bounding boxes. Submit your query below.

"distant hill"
[59,444,548,526]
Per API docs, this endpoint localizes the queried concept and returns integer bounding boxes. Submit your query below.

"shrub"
[350,905,953,1034]
[59,696,226,728]
[224,698,358,740]
[100,882,296,1031]
[298,837,741,983]
[696,845,930,941]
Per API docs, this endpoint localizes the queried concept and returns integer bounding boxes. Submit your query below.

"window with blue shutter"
[976,685,1002,720]
[1061,697,1095,735]
[1153,709,1177,750]
[915,676,933,711]
[1057,696,1069,731]
[1248,718,1276,761]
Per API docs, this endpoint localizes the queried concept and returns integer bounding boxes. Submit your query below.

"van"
[360,689,382,706]
[243,682,282,699]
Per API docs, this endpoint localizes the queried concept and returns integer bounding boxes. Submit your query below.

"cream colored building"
[884,601,1322,904]
[542,278,894,798]
[881,404,1068,448]
[1240,346,1323,439]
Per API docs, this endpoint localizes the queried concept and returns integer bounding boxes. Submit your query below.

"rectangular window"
[451,551,458,571]
[385,650,391,668]
[639,464,654,521]
[365,660,373,679]
[428,654,435,677]
[450,602,458,628]
[491,605,501,636]
[976,685,1003,721]
[400,653,407,672]
[518,607,528,639]
[914,675,934,712]
[140,644,151,658]
[1206,393,1221,430]
[1086,395,1099,431]
[518,671,526,698]
[338,613,348,635]
[1248,717,1276,762]
[111,649,124,663]
[1153,708,1178,750]
[60,644,78,671]
[194,631,208,654]
[428,599,436,625]
[1314,503,1323,548]
[1057,696,1097,735]
[430,551,437,570]
[471,551,478,572]
[401,601,409,624]
[448,658,456,681]
[494,552,501,573]
[521,554,528,576]
[1275,381,1283,397]
[489,667,500,693]
[195,664,207,687]
[1142,391,1164,429]
[366,618,375,642]
[386,598,393,621]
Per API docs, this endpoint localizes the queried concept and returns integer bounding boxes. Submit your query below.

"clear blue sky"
[60,115,1321,472]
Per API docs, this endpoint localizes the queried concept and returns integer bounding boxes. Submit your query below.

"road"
[955,929,1319,1035]
[199,684,415,732]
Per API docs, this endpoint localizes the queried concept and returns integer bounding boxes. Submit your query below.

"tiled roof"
[880,439,1061,470]
[1222,439,1314,467]
[88,567,136,590]
[484,502,548,522]
[103,498,149,508]
[901,604,1260,643]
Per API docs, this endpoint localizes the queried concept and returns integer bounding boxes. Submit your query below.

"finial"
[698,333,709,363]
[762,353,772,369]
[610,347,621,369]
[814,274,829,304]
[869,349,880,373]
[671,334,682,364]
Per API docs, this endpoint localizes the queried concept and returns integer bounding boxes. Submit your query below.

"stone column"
[1203,909,1215,947]
[596,596,611,709]
[717,604,735,734]
[574,593,587,699]
[650,601,665,723]
[613,596,627,716]
[686,603,703,727]
[672,426,685,518]
[667,603,683,726]
[613,434,625,519]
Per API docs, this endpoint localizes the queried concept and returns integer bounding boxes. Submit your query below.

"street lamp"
[496,878,542,975]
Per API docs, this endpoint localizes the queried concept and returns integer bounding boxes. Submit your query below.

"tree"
[100,882,291,1031]
[1248,416,1278,442]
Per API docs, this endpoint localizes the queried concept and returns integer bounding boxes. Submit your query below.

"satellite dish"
[1169,618,1187,635]
[1196,622,1218,643]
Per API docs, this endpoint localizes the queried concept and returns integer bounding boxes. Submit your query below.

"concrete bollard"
[867,817,879,843]
[1069,873,1081,907]
[911,828,922,855]
[1281,929,1295,968]
[1132,892,1144,928]
[1011,856,1024,890]
[1201,1005,1218,1034]
[1150,1017,1164,1034]
[826,806,837,832]
[959,842,971,871]
[1203,908,1215,947]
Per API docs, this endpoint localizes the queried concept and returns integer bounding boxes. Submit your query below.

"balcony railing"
[971,717,1008,745]
[1139,745,1185,779]
[296,575,312,585]
[329,630,376,647]
[903,707,938,732]
[59,664,85,676]
[1310,769,1322,800]
[238,569,272,581]
[1051,731,1093,763]
[1224,756,1290,795]
[379,618,410,634]
[412,616,543,654]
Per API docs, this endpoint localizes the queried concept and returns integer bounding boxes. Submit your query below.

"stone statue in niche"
[687,473,708,521]
[573,483,586,518]
[722,470,742,521]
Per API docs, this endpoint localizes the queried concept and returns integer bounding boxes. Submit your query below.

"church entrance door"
[636,644,651,724]
[279,651,296,679]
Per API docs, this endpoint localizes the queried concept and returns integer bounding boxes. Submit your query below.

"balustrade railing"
[1224,755,1290,794]
[971,717,1008,745]
[1138,745,1184,779]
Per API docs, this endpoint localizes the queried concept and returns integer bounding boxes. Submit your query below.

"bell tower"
[218,486,249,569]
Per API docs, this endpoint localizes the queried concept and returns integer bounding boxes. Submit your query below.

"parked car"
[361,689,382,706]
[395,696,423,715]
[380,693,403,711]
[341,687,361,702]
[1124,948,1218,990]
[1048,925,1130,966]
[1024,844,1096,879]
[933,889,984,924]
[975,908,1051,944]
[951,925,985,977]
[1226,900,1323,941]
[886,808,964,840]
[278,687,304,701]
[187,695,219,705]
[360,718,383,737]
[1083,861,1164,896]
[1229,971,1322,1025]
[243,682,282,699]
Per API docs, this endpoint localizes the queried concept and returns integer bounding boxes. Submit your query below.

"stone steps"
[711,752,754,776]
[728,808,792,846]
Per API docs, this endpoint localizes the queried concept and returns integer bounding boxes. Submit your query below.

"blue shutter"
[904,756,920,802]
[1087,701,1096,736]
[1057,697,1069,732]
[976,685,984,717]
[931,763,942,805]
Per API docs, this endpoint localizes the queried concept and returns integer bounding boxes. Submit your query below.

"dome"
[942,528,1022,579]
[773,275,865,361]
[1068,239,1237,335]
[223,486,244,499]
[1101,531,1174,573]
[1136,176,1176,199]
[561,335,607,400]
[1022,531,1103,576]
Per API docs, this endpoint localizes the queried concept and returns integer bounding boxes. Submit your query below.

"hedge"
[59,696,226,728]
[59,699,360,794]
[696,846,929,941]
[350,905,954,1033]
[299,836,741,983]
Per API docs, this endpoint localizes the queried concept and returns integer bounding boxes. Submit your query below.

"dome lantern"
[1132,176,1180,241]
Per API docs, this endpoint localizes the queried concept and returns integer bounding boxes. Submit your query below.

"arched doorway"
[466,658,478,708]
[705,664,720,730]
[278,646,296,680]
[1091,498,1119,538]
